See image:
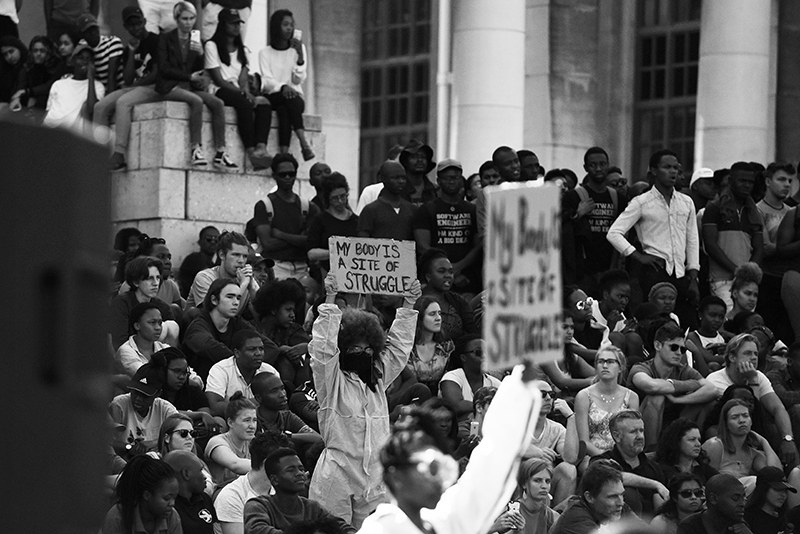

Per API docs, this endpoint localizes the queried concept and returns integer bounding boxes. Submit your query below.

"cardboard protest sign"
[329,237,416,296]
[483,183,562,371]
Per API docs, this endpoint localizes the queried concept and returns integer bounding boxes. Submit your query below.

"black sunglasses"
[170,429,197,439]
[541,391,557,399]
[668,343,688,354]
[678,489,704,499]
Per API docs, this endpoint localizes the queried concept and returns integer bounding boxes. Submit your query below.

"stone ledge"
[130,101,322,131]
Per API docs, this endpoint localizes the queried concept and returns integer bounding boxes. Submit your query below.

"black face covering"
[340,351,382,391]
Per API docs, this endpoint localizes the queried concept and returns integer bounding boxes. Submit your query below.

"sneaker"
[109,152,127,171]
[191,146,208,166]
[214,151,238,169]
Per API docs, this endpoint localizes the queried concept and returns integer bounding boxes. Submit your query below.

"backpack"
[575,185,619,214]
[244,193,310,246]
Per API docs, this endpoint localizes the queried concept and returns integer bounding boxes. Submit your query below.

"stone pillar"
[244,0,268,65]
[694,0,772,169]
[309,0,362,195]
[451,0,526,173]
[777,0,800,163]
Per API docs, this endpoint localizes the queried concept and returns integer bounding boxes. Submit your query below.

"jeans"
[162,87,226,148]
[94,85,162,153]
[266,91,305,147]
[214,86,270,149]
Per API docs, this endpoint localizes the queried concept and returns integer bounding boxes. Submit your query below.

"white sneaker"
[214,151,238,169]
[191,146,208,166]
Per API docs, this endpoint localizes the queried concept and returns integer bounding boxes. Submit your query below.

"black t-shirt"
[121,31,160,83]
[564,186,627,275]
[174,492,216,534]
[743,507,786,534]
[253,193,319,261]
[413,198,478,264]
[306,210,359,270]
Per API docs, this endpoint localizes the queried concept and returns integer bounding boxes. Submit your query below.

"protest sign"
[483,183,562,371]
[328,236,416,296]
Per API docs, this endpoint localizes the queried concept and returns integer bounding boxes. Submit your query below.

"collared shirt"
[205,356,279,401]
[607,187,699,277]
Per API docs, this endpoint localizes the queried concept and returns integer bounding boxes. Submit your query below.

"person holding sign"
[308,273,421,528]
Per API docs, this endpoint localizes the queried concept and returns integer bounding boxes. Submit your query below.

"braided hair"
[114,455,177,534]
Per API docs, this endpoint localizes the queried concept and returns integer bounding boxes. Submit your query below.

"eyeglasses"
[677,489,705,499]
[276,171,297,178]
[169,429,197,439]
[541,390,557,399]
[168,367,189,378]
[575,297,595,311]
[345,346,374,357]
[329,193,349,203]
[667,343,688,354]
[596,358,619,367]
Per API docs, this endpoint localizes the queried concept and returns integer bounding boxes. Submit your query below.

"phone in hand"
[293,29,302,41]
[469,421,480,437]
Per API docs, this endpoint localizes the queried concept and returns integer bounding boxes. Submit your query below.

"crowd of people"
[0,0,313,170]
[8,3,800,534]
[102,131,800,534]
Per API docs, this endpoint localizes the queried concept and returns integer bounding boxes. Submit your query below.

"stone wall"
[111,101,323,267]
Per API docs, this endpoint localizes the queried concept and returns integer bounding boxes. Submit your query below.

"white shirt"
[205,356,279,400]
[213,473,273,526]
[257,44,307,95]
[0,0,18,22]
[205,41,243,93]
[607,187,699,278]
[43,76,106,130]
[706,368,775,399]
[115,336,170,376]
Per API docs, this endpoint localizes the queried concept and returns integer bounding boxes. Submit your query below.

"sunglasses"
[575,297,595,311]
[403,448,459,489]
[541,390,557,399]
[667,343,688,354]
[170,429,197,439]
[345,346,374,357]
[678,489,705,499]
[276,171,297,178]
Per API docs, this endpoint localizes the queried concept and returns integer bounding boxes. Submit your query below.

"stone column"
[777,0,800,163]
[451,0,526,173]
[694,0,772,169]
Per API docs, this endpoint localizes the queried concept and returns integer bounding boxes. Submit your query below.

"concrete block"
[111,168,186,221]
[185,170,275,222]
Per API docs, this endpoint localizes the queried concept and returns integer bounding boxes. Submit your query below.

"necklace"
[598,391,618,403]
[763,198,784,211]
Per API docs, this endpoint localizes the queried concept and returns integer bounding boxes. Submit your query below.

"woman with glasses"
[655,418,718,485]
[307,172,358,275]
[151,413,216,496]
[574,346,638,465]
[419,248,478,343]
[359,364,541,534]
[650,473,705,534]
[307,273,421,528]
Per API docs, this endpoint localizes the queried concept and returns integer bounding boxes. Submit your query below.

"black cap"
[218,8,244,24]
[122,5,144,23]
[128,364,164,396]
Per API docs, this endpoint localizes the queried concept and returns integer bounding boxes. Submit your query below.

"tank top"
[588,389,632,452]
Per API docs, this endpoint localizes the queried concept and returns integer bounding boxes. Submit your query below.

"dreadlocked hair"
[114,455,177,534]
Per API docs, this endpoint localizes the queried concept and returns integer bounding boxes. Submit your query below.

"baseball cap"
[690,167,714,188]
[128,364,164,396]
[436,158,463,174]
[71,42,94,59]
[756,466,797,493]
[247,252,275,268]
[77,13,99,32]
[122,6,145,23]
[218,8,244,24]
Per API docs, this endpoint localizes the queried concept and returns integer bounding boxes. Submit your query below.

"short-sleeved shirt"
[205,356,279,401]
[81,34,123,89]
[757,199,791,276]
[306,210,359,270]
[627,360,703,400]
[187,265,253,312]
[123,31,160,84]
[204,40,243,92]
[439,368,502,402]
[706,369,775,399]
[413,198,478,263]
[564,186,627,275]
[205,432,250,489]
[214,474,272,525]
[174,492,216,534]
[109,394,179,445]
[253,193,318,261]
[529,418,566,453]
[357,196,416,240]
[702,199,763,280]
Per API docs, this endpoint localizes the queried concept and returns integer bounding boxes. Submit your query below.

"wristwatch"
[784,435,794,442]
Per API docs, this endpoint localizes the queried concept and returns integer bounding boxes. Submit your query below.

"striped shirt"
[80,35,123,90]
